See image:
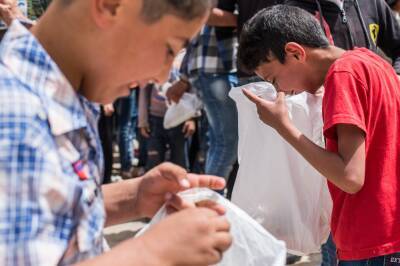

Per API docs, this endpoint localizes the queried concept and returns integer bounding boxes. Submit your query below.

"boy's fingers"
[165,194,196,211]
[210,215,231,232]
[155,163,190,190]
[242,89,262,105]
[213,232,233,254]
[196,200,226,215]
[166,198,226,216]
[276,91,286,102]
[187,173,226,190]
[243,89,275,108]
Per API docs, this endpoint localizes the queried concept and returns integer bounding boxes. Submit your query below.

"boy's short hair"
[238,5,330,74]
[141,0,216,24]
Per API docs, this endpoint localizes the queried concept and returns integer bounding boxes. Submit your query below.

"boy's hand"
[243,89,292,132]
[140,207,232,266]
[135,163,226,218]
[103,103,114,117]
[182,120,196,138]
[0,0,25,25]
[165,193,226,215]
[140,126,151,138]
[166,79,189,104]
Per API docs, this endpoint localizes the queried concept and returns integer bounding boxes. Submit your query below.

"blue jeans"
[194,73,238,179]
[117,90,138,171]
[145,115,188,170]
[322,234,338,266]
[339,252,400,266]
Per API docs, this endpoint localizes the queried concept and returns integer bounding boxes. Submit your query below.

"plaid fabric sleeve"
[0,87,80,265]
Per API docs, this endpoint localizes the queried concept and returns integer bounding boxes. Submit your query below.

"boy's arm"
[207,0,237,27]
[207,8,237,27]
[279,122,366,194]
[166,47,192,104]
[243,90,366,194]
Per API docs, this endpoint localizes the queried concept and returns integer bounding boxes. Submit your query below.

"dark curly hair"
[238,5,330,74]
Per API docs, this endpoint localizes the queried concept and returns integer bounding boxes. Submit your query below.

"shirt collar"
[0,20,91,136]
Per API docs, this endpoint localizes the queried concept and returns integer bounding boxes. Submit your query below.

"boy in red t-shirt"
[238,4,400,264]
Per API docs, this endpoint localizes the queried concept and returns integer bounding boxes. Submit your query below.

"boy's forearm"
[207,8,237,27]
[102,178,143,227]
[277,124,362,194]
[75,236,161,266]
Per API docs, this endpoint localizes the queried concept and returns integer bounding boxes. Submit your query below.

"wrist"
[139,231,174,266]
[126,177,145,219]
[276,121,299,140]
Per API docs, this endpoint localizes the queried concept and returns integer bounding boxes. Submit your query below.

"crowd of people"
[0,0,399,265]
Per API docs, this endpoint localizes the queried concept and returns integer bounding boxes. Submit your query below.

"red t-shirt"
[323,48,400,260]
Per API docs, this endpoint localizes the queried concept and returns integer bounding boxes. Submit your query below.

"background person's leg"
[167,123,188,169]
[145,116,167,171]
[195,73,238,189]
[321,234,338,266]
[99,107,114,184]
[117,90,137,177]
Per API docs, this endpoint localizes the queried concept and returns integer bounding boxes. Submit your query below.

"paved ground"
[104,221,145,248]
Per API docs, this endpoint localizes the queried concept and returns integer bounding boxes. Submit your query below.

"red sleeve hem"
[323,114,367,140]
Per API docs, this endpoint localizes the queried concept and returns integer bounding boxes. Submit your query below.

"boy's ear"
[285,42,306,62]
[91,0,121,28]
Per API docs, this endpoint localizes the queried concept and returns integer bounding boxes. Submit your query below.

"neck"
[30,4,86,92]
[308,45,345,93]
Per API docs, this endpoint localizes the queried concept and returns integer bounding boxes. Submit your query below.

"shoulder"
[0,63,45,117]
[0,64,52,147]
[327,48,383,82]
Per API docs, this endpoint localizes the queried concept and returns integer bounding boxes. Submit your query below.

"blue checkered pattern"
[0,21,106,265]
[180,25,237,79]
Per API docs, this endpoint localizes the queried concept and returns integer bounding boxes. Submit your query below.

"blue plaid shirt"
[0,21,106,265]
[180,26,237,79]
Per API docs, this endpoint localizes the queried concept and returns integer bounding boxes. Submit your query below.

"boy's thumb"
[276,92,285,102]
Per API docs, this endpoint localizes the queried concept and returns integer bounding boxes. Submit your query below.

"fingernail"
[180,178,190,188]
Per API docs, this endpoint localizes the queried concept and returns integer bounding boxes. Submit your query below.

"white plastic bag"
[229,82,332,255]
[163,93,202,129]
[137,188,287,266]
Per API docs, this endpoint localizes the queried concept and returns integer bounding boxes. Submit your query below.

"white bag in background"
[229,82,332,255]
[137,188,287,266]
[163,93,202,129]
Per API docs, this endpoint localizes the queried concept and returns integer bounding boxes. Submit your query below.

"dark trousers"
[98,110,114,184]
[146,115,188,170]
